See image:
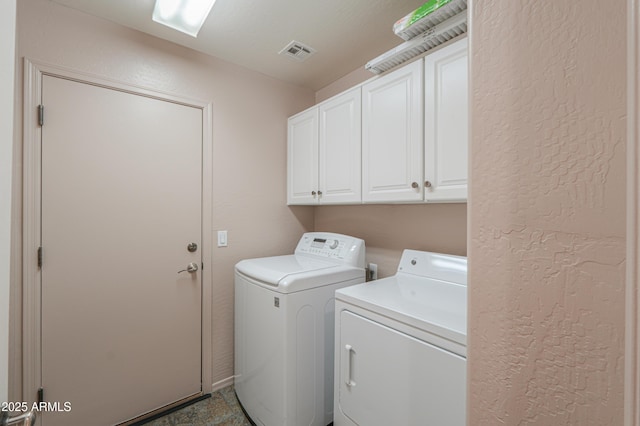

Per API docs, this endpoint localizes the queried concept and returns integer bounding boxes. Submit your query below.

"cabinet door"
[337,311,466,426]
[287,108,319,205]
[362,60,423,203]
[318,88,362,204]
[424,37,468,202]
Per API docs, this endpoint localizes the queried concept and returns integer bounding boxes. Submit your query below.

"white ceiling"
[50,0,426,91]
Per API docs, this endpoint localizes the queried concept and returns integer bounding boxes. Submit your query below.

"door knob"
[1,410,36,426]
[178,262,199,274]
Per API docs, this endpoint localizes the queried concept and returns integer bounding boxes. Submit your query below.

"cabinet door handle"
[425,180,432,188]
[411,182,419,189]
[345,344,356,387]
[311,191,316,196]
[318,190,323,196]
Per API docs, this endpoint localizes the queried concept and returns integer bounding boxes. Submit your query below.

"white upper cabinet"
[318,87,362,204]
[287,88,361,205]
[424,37,468,202]
[287,36,468,205]
[362,60,424,203]
[287,108,318,205]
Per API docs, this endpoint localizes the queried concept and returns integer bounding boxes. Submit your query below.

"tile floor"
[145,385,252,426]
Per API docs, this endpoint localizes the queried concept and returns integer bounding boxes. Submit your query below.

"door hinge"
[37,387,44,404]
[37,247,43,268]
[38,105,44,126]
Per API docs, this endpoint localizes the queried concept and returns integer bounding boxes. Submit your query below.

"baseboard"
[212,376,235,392]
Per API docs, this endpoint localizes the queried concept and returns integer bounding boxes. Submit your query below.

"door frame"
[21,58,214,406]
[627,0,640,424]
[1,0,16,410]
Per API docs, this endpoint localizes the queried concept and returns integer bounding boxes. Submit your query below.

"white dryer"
[234,232,366,426]
[334,250,467,426]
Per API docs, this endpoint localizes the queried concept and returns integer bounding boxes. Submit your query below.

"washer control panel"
[295,233,365,267]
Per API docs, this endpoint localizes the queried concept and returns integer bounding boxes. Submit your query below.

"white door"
[40,75,203,425]
[337,311,466,426]
[424,37,469,202]
[318,87,362,204]
[288,108,319,205]
[362,60,423,203]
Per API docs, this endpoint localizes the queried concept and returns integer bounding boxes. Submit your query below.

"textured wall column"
[469,1,627,425]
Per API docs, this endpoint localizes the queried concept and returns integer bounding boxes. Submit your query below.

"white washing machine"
[234,232,366,426]
[333,250,467,426]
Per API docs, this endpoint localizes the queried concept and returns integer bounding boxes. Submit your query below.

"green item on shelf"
[394,0,454,34]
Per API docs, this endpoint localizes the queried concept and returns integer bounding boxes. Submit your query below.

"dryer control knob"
[329,239,339,249]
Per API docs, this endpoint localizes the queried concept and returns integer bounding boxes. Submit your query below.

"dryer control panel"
[295,233,365,268]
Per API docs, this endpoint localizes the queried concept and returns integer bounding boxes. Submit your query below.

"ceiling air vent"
[279,41,316,62]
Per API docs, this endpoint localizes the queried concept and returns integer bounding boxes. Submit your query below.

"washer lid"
[235,255,364,293]
[236,255,333,284]
[335,274,467,346]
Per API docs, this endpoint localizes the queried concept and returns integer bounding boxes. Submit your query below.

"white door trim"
[22,58,214,405]
[627,1,640,425]
[0,0,17,409]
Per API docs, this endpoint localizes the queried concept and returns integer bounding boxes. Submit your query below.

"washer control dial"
[329,239,339,249]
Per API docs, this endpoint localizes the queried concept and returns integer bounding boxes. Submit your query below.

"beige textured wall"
[315,204,467,278]
[469,1,626,425]
[11,0,315,396]
[315,66,372,104]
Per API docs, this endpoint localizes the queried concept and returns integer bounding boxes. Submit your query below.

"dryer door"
[337,311,466,426]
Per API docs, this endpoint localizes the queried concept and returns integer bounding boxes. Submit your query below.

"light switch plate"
[217,230,228,247]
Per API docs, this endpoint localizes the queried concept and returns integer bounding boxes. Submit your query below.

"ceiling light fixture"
[152,0,217,37]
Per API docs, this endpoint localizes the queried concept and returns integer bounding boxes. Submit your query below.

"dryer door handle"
[345,344,356,387]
